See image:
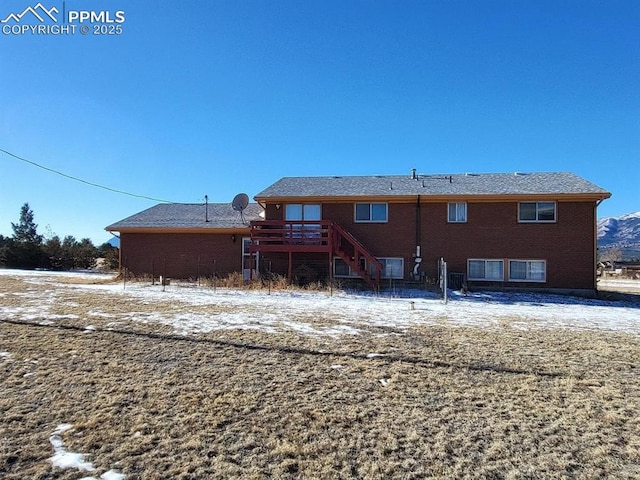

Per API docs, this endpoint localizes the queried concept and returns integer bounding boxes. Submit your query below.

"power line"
[1,148,177,203]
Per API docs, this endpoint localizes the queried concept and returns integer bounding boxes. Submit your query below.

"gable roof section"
[254,172,611,201]
[106,203,263,232]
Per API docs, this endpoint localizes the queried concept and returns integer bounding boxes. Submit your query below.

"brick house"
[106,171,610,293]
[106,203,264,280]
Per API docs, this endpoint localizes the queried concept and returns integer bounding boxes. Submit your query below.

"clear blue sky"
[1,0,638,244]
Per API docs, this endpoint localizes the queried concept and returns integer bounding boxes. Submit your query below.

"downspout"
[414,195,422,280]
[416,195,421,247]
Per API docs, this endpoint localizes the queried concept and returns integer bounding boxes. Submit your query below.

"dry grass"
[1,275,639,479]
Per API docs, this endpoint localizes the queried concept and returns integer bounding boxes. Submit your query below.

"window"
[509,260,546,282]
[285,204,321,239]
[334,258,356,277]
[371,258,404,279]
[334,257,403,279]
[448,202,467,222]
[285,204,321,221]
[355,203,388,222]
[333,258,363,278]
[518,202,556,222]
[468,259,504,281]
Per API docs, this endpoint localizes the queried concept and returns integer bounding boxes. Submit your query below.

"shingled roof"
[254,172,610,199]
[106,203,264,231]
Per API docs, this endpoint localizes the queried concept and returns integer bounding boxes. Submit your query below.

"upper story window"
[285,204,321,221]
[448,202,467,223]
[518,202,556,223]
[355,203,388,223]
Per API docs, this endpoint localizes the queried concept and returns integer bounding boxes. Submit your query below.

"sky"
[1,0,638,244]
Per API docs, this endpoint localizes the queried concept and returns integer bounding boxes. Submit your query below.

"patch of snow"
[49,424,95,472]
[48,424,125,479]
[2,270,640,338]
[100,470,126,480]
[330,364,344,369]
[0,352,11,359]
[379,378,390,387]
[367,353,385,358]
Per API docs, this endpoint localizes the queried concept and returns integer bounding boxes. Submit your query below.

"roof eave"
[105,227,251,234]
[254,192,612,203]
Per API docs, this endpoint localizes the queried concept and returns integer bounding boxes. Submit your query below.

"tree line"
[0,203,119,271]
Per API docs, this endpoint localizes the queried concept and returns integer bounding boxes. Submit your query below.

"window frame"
[467,259,505,281]
[518,202,557,223]
[333,257,359,278]
[508,260,547,283]
[334,256,404,279]
[354,203,388,223]
[285,203,322,221]
[372,257,404,279]
[448,202,467,223]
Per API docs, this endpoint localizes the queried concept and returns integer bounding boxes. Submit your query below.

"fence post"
[162,258,167,292]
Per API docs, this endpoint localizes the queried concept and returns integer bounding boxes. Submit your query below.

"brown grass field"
[1,274,639,479]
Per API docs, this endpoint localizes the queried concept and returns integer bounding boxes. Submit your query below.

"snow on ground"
[0,269,638,336]
[48,424,125,479]
[49,424,95,472]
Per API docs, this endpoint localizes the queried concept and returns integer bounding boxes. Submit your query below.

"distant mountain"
[598,211,640,260]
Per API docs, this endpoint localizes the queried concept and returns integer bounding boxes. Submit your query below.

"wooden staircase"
[249,220,382,288]
[330,223,382,288]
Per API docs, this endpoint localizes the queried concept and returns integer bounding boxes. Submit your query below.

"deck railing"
[249,220,382,287]
[249,220,332,252]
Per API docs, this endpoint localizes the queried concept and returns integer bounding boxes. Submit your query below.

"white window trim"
[448,202,467,223]
[333,257,361,278]
[467,259,505,282]
[285,203,322,221]
[334,256,403,279]
[508,259,547,283]
[375,257,404,279]
[518,202,557,223]
[354,203,388,223]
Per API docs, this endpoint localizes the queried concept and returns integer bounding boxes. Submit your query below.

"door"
[242,237,258,281]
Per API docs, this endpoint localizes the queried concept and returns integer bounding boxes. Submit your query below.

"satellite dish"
[232,193,249,212]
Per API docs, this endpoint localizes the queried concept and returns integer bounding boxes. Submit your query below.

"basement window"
[468,259,504,281]
[355,203,388,223]
[509,260,546,282]
[371,258,404,279]
[333,258,362,278]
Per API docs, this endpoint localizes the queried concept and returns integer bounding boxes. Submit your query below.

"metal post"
[162,258,166,292]
[328,252,333,296]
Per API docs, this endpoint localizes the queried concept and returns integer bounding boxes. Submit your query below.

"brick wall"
[265,200,597,290]
[121,232,246,279]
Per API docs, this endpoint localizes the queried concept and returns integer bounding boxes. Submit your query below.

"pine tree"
[12,203,43,245]
[7,203,44,268]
